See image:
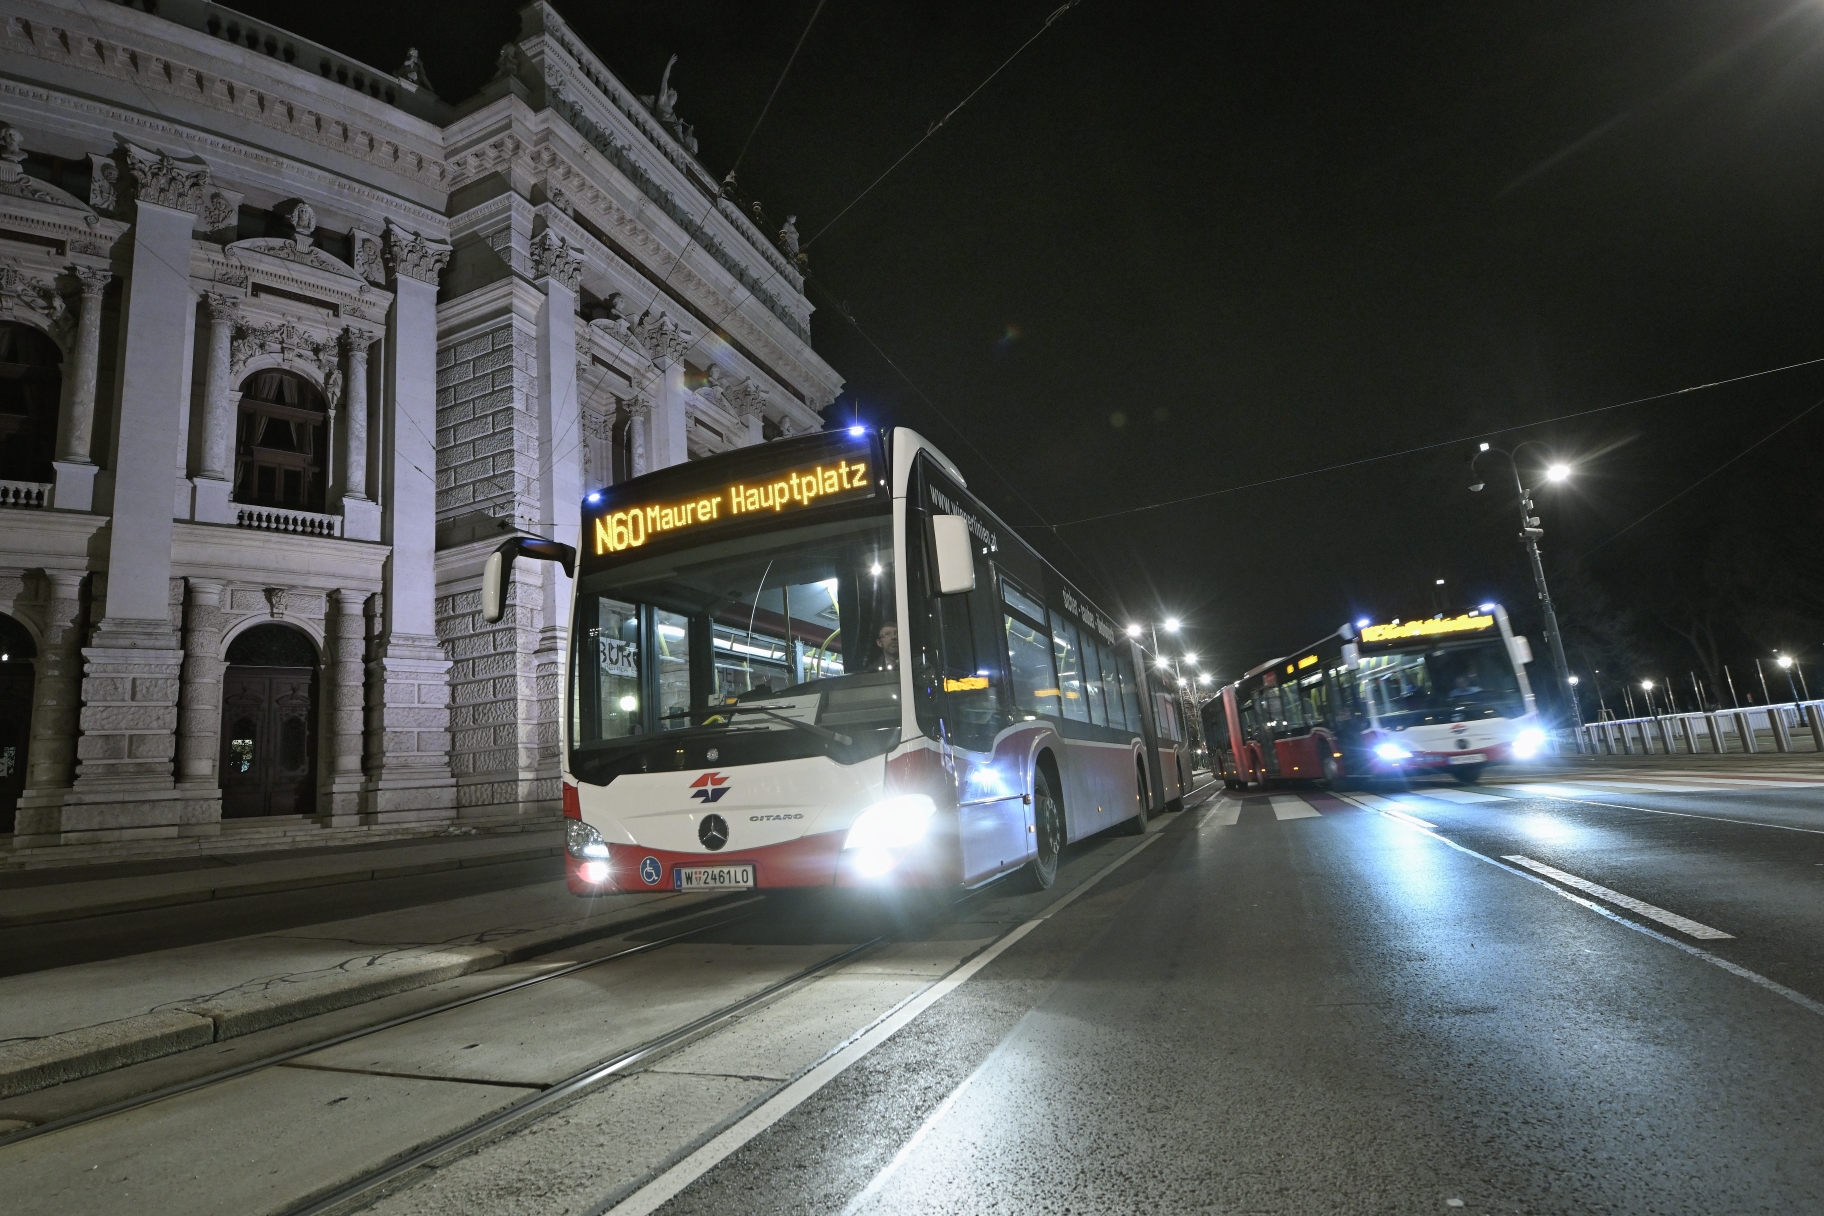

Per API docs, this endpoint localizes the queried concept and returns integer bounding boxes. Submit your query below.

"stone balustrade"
[0,480,51,509]
[234,505,344,537]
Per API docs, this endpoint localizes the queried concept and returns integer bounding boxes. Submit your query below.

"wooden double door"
[221,665,317,818]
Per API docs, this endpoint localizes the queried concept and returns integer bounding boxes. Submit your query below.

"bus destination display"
[591,450,877,558]
[1359,613,1496,646]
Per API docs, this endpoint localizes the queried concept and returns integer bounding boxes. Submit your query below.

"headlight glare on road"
[1512,728,1546,759]
[566,818,610,859]
[1374,742,1412,761]
[843,795,937,852]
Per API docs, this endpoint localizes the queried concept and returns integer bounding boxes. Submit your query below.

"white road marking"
[1501,855,1734,940]
[1483,788,1824,838]
[605,833,1164,1215]
[1412,787,1506,804]
[1199,800,1242,828]
[1270,795,1322,820]
[1342,793,1439,827]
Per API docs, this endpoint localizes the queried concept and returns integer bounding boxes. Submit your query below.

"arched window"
[235,369,327,511]
[0,322,63,484]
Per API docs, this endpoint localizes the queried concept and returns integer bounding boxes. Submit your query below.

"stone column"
[319,587,368,825]
[625,395,652,479]
[192,291,241,524]
[175,579,226,796]
[13,570,85,846]
[51,265,111,512]
[529,240,583,816]
[366,220,456,824]
[67,153,215,842]
[340,328,380,541]
[646,360,690,471]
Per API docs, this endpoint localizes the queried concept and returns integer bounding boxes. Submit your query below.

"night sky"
[242,0,1824,694]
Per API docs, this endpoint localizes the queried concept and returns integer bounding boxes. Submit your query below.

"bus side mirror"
[932,515,976,594]
[482,535,578,624]
[1511,635,1534,666]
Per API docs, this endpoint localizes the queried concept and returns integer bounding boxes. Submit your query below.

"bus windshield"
[569,510,899,783]
[1358,639,1524,729]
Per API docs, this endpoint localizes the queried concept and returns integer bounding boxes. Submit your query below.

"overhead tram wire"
[1577,393,1824,559]
[802,0,1088,252]
[1026,354,1824,531]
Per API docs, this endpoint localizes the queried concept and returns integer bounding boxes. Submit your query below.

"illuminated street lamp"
[1776,654,1801,703]
[1470,442,1582,742]
[1641,679,1656,716]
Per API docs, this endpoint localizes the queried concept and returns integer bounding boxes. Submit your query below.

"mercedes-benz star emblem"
[698,813,729,851]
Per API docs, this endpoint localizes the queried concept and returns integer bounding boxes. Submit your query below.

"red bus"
[1202,605,1545,788]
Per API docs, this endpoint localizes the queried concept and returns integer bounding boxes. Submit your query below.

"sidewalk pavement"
[0,879,724,1100]
[0,829,567,928]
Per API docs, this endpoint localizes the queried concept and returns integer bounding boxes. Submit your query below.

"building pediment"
[226,238,361,282]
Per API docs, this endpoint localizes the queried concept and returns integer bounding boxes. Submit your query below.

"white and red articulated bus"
[1202,606,1545,789]
[484,426,1192,897]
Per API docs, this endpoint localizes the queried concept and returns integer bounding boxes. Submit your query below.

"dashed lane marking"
[1413,787,1506,804]
[1501,855,1734,940]
[1198,800,1242,828]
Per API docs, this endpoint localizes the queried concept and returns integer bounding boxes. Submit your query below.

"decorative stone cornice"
[123,143,210,214]
[231,317,341,397]
[71,264,112,297]
[0,259,71,346]
[635,308,691,369]
[529,229,584,292]
[382,220,452,285]
[200,291,241,324]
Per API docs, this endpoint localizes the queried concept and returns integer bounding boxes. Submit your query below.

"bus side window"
[934,568,1003,751]
[1080,636,1109,727]
[1116,649,1144,732]
[1049,615,1091,724]
[1004,611,1058,717]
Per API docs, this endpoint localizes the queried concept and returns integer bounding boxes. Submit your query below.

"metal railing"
[0,479,51,508]
[234,505,343,537]
[1578,701,1824,756]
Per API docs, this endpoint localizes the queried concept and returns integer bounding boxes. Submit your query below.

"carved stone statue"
[777,215,800,259]
[640,55,699,154]
[397,47,432,91]
[494,43,518,80]
[0,123,23,183]
[654,54,679,123]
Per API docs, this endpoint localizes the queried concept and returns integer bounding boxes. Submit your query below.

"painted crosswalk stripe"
[1411,788,1506,804]
[1269,795,1322,820]
[1501,855,1734,940]
[1342,792,1438,827]
[1199,800,1242,828]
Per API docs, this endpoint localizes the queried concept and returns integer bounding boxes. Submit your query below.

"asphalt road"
[9,768,1824,1215]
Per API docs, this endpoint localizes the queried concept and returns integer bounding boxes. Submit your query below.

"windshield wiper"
[664,704,853,747]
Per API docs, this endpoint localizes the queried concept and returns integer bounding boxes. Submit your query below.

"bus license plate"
[674,864,755,890]
[1449,753,1482,764]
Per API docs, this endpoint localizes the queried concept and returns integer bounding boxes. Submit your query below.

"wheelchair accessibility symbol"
[639,856,662,886]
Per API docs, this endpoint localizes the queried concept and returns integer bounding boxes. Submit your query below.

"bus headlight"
[566,819,611,860]
[843,795,937,852]
[1374,742,1412,761]
[1511,728,1546,759]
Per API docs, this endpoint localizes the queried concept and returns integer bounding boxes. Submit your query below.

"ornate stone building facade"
[0,0,840,859]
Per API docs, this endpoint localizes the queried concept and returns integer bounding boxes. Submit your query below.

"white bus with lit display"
[1203,606,1544,787]
[483,427,1192,894]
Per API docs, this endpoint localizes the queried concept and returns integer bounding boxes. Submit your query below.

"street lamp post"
[1470,443,1582,747]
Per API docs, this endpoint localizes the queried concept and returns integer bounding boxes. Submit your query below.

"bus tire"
[1023,768,1063,890]
[1320,748,1346,790]
[1122,765,1150,835]
[1451,763,1486,785]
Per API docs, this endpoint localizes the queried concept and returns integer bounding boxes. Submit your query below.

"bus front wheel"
[1025,770,1063,890]
[1451,763,1486,785]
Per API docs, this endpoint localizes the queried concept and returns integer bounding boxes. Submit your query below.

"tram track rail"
[0,893,768,1152]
